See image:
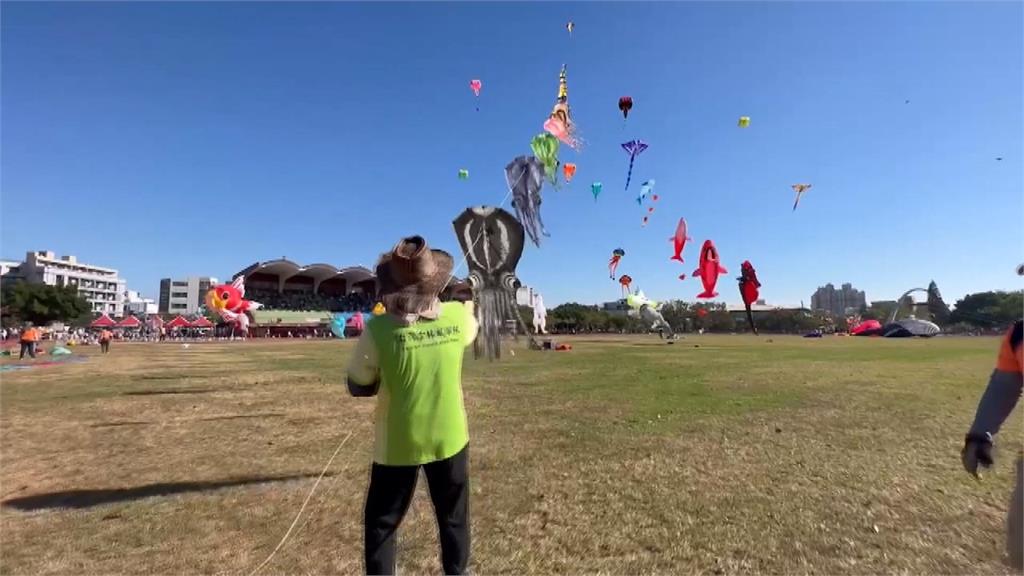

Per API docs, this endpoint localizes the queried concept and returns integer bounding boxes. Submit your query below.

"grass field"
[1,335,1020,574]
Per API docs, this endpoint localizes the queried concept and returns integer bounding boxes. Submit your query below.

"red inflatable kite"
[737,260,761,334]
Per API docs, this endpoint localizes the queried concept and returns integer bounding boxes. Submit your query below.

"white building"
[159,276,218,315]
[516,285,536,307]
[124,290,158,316]
[18,250,126,316]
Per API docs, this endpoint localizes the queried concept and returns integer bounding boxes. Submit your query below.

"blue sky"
[2,2,1021,307]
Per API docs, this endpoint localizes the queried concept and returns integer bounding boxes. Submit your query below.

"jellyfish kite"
[791,183,812,211]
[505,155,549,247]
[621,140,648,191]
[591,182,603,201]
[608,248,625,279]
[562,162,577,183]
[531,133,560,186]
[737,260,762,334]
[469,79,482,111]
[619,96,633,119]
[618,274,633,296]
[543,65,578,148]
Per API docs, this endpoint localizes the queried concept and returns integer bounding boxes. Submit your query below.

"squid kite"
[791,183,812,211]
[505,155,549,247]
[619,96,633,119]
[621,140,648,191]
[619,274,633,296]
[531,133,560,186]
[452,206,534,360]
[737,260,762,334]
[543,65,578,148]
[562,162,577,183]
[609,248,625,279]
[591,182,602,201]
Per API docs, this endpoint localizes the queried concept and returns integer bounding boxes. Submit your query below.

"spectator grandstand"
[234,259,377,313]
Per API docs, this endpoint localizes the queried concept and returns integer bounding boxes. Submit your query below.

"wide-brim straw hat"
[376,236,454,314]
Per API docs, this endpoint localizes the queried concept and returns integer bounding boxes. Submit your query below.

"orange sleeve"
[996,326,1023,373]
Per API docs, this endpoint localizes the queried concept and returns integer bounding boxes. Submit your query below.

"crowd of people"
[246,289,374,312]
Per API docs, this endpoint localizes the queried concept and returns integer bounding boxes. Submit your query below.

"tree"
[950,291,1023,329]
[927,280,951,325]
[1,283,92,326]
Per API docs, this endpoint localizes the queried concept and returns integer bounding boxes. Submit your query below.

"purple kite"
[621,140,648,191]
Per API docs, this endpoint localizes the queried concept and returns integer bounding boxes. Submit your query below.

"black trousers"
[100,341,110,353]
[364,445,469,575]
[19,342,35,359]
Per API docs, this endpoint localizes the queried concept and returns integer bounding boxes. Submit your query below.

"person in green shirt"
[347,235,478,575]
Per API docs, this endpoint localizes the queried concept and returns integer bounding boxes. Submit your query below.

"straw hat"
[375,236,454,314]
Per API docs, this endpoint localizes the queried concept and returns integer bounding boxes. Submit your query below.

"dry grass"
[0,335,1020,575]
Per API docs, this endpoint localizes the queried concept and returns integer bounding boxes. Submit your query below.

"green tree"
[1,283,92,326]
[950,291,1023,329]
[926,281,951,325]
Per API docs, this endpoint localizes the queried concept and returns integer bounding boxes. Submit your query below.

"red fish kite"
[692,240,727,299]
[669,217,691,262]
[737,260,762,334]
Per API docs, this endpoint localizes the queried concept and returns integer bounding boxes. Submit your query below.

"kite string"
[246,430,354,576]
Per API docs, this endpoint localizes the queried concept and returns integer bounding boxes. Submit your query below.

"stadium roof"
[235,259,375,284]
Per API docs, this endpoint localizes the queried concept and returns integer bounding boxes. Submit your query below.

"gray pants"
[1009,457,1023,571]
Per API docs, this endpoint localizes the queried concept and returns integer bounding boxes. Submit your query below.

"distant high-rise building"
[810,283,866,317]
[14,250,126,316]
[159,276,218,315]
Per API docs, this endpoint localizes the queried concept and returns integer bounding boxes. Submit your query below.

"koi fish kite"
[205,277,262,333]
[669,217,691,262]
[609,248,625,279]
[621,140,648,191]
[737,260,762,334]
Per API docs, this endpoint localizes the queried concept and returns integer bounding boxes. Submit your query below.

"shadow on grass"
[122,388,222,396]
[2,472,333,511]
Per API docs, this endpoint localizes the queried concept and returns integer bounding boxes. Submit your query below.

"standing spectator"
[99,329,113,354]
[1,327,7,341]
[346,236,477,575]
[19,323,39,360]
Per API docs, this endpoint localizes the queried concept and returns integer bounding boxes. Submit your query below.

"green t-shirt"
[366,302,472,466]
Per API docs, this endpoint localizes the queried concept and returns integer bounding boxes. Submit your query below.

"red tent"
[90,314,116,328]
[165,315,191,329]
[116,315,142,328]
[189,317,214,329]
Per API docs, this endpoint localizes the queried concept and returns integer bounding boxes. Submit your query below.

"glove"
[962,432,994,477]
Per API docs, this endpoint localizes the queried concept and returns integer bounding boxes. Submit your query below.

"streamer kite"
[621,140,648,191]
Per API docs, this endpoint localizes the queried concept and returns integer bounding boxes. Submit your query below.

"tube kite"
[609,248,625,279]
[737,260,761,334]
[543,65,577,148]
[619,96,633,119]
[791,184,812,211]
[621,140,648,191]
[531,133,560,186]
[505,155,549,247]
[562,162,577,183]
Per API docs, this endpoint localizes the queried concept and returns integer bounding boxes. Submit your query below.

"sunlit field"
[1,335,1018,574]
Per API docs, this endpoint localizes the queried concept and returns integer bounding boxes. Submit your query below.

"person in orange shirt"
[963,300,1023,567]
[99,329,113,354]
[18,323,38,360]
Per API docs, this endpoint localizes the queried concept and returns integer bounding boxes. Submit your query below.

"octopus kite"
[505,155,549,247]
[530,133,560,186]
[205,277,262,334]
[543,65,578,148]
[618,274,633,296]
[737,260,762,334]
[452,206,535,360]
[562,162,576,183]
[609,248,625,279]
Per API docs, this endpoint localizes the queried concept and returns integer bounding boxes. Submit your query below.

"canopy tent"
[189,317,214,329]
[165,315,191,329]
[90,314,116,328]
[116,315,142,329]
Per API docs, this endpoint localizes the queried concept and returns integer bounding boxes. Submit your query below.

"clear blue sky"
[2,2,1021,307]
